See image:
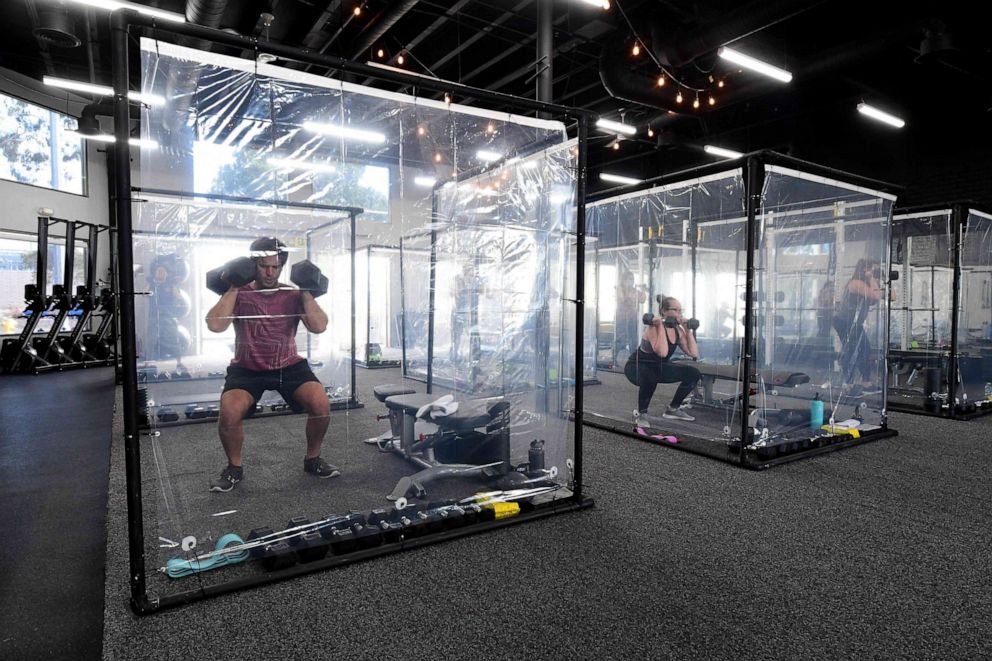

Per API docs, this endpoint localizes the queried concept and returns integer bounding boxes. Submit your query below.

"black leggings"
[833,317,871,384]
[624,353,701,412]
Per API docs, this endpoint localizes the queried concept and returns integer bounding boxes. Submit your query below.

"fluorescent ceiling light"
[43,76,164,106]
[577,0,610,8]
[600,173,643,186]
[718,47,792,83]
[549,192,571,204]
[857,102,905,129]
[62,0,186,23]
[704,145,744,159]
[64,131,158,149]
[413,176,436,187]
[595,118,637,136]
[303,121,387,144]
[476,149,502,162]
[267,157,337,173]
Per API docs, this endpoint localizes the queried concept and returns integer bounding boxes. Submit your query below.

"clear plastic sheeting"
[133,37,578,598]
[584,160,896,464]
[889,207,992,416]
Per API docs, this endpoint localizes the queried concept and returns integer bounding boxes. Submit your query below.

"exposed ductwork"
[348,0,421,61]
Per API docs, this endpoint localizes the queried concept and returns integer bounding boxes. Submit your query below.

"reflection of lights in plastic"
[549,192,570,204]
[417,126,426,136]
[43,76,164,105]
[303,121,386,143]
[476,149,502,162]
[486,123,495,133]
[857,102,905,128]
[703,145,744,159]
[600,172,642,185]
[718,47,792,83]
[444,93,451,104]
[267,157,337,173]
[62,0,185,22]
[577,0,610,8]
[477,186,498,197]
[520,160,539,170]
[434,153,442,162]
[414,176,436,187]
[64,131,158,149]
[595,118,636,135]
[468,205,496,214]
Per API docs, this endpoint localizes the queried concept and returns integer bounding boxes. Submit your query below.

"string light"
[647,127,655,138]
[352,5,361,16]
[657,75,666,87]
[435,153,442,162]
[693,93,700,109]
[718,80,725,88]
[376,48,384,58]
[397,54,405,65]
[486,123,495,133]
[611,140,620,150]
[417,125,426,136]
[709,95,716,106]
[632,42,640,56]
[675,90,683,104]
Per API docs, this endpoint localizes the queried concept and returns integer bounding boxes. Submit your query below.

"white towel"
[415,394,459,420]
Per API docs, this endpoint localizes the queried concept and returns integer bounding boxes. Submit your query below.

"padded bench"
[678,361,810,405]
[364,384,418,445]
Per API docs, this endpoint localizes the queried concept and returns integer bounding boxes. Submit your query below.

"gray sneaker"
[209,464,243,492]
[663,406,695,421]
[303,456,341,479]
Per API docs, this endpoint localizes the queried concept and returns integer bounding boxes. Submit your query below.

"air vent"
[33,8,81,49]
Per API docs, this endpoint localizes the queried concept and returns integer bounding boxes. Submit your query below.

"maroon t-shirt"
[231,285,305,371]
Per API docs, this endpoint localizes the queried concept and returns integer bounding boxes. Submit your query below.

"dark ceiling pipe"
[161,0,229,133]
[77,101,141,134]
[348,0,421,61]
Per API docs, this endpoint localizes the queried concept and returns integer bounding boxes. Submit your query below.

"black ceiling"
[3,0,989,197]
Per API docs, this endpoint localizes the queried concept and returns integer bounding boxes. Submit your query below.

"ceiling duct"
[34,4,81,49]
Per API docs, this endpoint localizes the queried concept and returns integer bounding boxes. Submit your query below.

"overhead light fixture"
[414,176,436,187]
[595,118,636,136]
[857,102,905,128]
[476,149,502,162]
[64,131,158,149]
[43,76,164,106]
[577,0,610,8]
[704,145,744,159]
[600,173,643,186]
[61,0,186,23]
[267,157,337,173]
[303,121,386,144]
[718,46,792,83]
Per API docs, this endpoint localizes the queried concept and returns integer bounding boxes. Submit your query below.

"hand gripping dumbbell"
[686,318,700,331]
[290,259,329,298]
[206,257,256,296]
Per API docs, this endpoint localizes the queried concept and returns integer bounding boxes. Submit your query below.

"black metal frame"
[582,151,901,468]
[112,10,592,614]
[887,202,992,419]
[353,245,402,369]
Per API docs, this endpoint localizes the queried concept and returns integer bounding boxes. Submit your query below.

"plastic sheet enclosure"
[584,162,895,463]
[134,37,578,596]
[889,208,992,416]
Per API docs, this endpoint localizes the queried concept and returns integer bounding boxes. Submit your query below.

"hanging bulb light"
[397,53,405,65]
[487,123,495,133]
[376,48,385,58]
[444,93,452,104]
[675,90,683,104]
[709,95,716,106]
[657,74,666,87]
[647,127,655,138]
[353,5,361,16]
[693,94,700,109]
[718,80,725,88]
[417,125,426,136]
[612,140,620,150]
[632,42,641,56]
[435,153,442,163]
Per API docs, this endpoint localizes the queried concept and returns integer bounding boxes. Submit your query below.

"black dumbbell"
[663,316,679,328]
[642,312,655,326]
[686,318,700,331]
[285,516,329,563]
[290,259,329,298]
[206,256,256,296]
[247,526,297,571]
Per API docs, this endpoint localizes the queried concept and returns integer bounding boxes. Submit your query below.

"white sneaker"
[663,406,695,422]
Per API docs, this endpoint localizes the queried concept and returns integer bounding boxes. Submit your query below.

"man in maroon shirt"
[205,237,337,492]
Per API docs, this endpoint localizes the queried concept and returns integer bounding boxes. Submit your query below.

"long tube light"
[595,118,637,136]
[61,0,186,23]
[64,131,158,149]
[703,145,744,159]
[267,157,337,173]
[577,0,610,8]
[413,176,437,187]
[600,173,643,186]
[857,102,905,128]
[475,149,503,162]
[43,76,164,106]
[302,121,386,144]
[718,47,792,83]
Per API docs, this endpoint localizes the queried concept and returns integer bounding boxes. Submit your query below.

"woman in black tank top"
[832,258,886,393]
[623,296,701,422]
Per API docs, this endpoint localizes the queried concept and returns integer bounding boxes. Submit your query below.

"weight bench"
[364,384,419,446]
[684,361,810,405]
[380,393,525,502]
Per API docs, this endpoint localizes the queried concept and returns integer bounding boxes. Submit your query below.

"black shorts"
[223,360,321,413]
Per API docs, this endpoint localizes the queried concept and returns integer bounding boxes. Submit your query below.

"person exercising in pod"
[832,258,889,397]
[624,295,701,425]
[205,237,338,493]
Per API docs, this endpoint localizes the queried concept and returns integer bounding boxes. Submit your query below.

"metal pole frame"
[739,157,764,464]
[112,10,592,614]
[948,204,965,415]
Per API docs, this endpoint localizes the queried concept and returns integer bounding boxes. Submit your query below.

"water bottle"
[528,439,546,477]
[985,383,992,401]
[810,392,824,430]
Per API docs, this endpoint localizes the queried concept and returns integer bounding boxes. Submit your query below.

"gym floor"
[4,366,992,659]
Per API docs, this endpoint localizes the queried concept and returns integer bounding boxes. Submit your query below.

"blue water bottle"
[810,392,824,430]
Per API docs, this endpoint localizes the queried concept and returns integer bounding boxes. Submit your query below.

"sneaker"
[303,456,341,479]
[209,465,243,492]
[663,406,695,421]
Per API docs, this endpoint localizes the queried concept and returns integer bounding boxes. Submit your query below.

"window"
[0,231,88,335]
[0,92,86,195]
